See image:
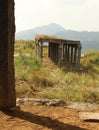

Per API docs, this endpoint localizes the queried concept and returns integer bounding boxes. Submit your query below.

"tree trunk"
[0,0,16,110]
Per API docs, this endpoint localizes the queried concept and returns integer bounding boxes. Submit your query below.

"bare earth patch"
[0,102,99,130]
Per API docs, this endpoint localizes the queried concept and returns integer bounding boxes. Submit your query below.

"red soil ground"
[0,103,99,130]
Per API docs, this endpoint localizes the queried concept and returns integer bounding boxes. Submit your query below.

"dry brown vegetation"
[0,40,98,130]
[15,40,99,103]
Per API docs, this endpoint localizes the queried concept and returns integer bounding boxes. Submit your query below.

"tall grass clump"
[81,51,99,73]
[15,52,42,81]
[40,70,99,103]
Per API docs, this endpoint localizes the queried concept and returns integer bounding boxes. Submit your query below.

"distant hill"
[15,23,99,52]
[54,30,99,41]
[54,30,99,52]
[15,23,66,40]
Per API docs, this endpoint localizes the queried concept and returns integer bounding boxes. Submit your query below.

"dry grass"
[35,34,58,40]
[15,40,99,103]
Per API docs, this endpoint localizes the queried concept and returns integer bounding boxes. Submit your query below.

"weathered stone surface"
[17,98,66,106]
[79,112,99,121]
[65,102,99,110]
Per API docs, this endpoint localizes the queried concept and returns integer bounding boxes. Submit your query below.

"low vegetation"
[15,40,99,103]
[35,34,58,40]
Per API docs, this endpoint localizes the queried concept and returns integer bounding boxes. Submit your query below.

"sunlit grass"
[15,40,99,103]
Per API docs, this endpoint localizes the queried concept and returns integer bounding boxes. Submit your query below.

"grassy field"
[15,40,99,103]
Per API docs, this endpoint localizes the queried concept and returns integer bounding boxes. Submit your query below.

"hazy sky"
[15,0,99,32]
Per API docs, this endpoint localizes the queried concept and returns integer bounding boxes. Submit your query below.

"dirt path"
[0,103,99,130]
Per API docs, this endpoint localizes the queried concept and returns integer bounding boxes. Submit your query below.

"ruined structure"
[0,0,16,110]
[35,36,82,69]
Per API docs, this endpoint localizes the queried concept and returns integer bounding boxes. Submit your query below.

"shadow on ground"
[4,109,87,130]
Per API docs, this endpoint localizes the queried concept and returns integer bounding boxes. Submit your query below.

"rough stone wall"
[0,0,16,109]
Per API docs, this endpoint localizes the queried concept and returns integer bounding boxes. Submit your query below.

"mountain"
[15,23,99,52]
[54,30,99,41]
[54,30,99,52]
[15,23,66,40]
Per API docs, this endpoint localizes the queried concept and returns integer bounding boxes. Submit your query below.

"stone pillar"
[52,44,55,61]
[55,44,57,61]
[74,46,77,66]
[53,43,55,60]
[48,43,50,57]
[51,44,53,60]
[54,44,56,61]
[67,45,70,62]
[63,44,65,59]
[56,44,58,61]
[50,44,52,59]
[61,44,64,59]
[48,43,51,57]
[58,43,63,65]
[64,45,68,61]
[71,46,73,63]
[0,0,16,109]
[39,42,42,59]
[35,43,39,59]
[76,44,81,69]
